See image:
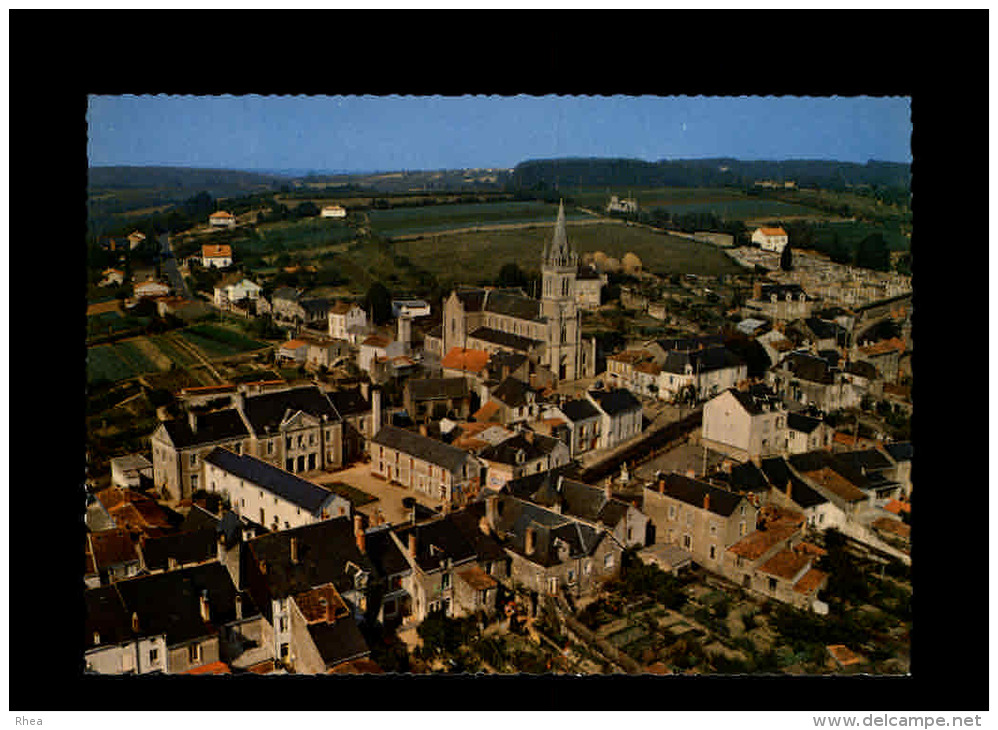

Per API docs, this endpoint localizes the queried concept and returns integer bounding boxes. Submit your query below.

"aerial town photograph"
[81,92,916,681]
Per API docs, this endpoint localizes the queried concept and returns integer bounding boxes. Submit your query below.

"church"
[441,201,598,383]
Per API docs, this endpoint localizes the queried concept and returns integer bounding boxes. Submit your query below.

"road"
[159,233,192,299]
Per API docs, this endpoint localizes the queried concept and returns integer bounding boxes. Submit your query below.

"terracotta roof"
[247,660,276,674]
[281,339,308,349]
[472,399,502,423]
[293,583,350,624]
[184,661,231,675]
[634,361,662,375]
[181,384,237,394]
[832,431,878,448]
[858,337,905,356]
[458,565,498,591]
[757,548,812,581]
[802,466,868,502]
[209,211,234,219]
[794,542,827,557]
[726,522,800,560]
[827,644,863,667]
[608,350,648,364]
[793,567,828,595]
[89,528,139,569]
[757,227,787,236]
[441,347,490,373]
[883,499,911,515]
[871,516,911,539]
[201,244,232,257]
[362,335,392,349]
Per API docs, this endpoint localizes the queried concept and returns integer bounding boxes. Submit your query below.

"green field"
[368,201,595,238]
[569,187,819,219]
[810,220,909,252]
[392,221,743,285]
[178,324,269,358]
[229,217,356,258]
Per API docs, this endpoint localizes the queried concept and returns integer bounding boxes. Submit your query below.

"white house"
[214,275,262,309]
[586,388,643,450]
[110,454,154,489]
[100,268,125,287]
[134,278,171,299]
[203,447,351,532]
[392,299,432,319]
[656,345,748,403]
[752,227,789,253]
[786,411,833,454]
[209,211,237,228]
[277,339,309,364]
[701,387,788,462]
[201,244,233,268]
[328,301,368,341]
[321,205,347,219]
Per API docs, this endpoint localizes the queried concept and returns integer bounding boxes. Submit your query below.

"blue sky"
[87,95,912,172]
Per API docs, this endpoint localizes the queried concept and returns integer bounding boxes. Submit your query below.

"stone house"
[404,377,472,423]
[327,301,368,341]
[88,528,142,585]
[574,264,607,310]
[203,447,351,532]
[852,337,905,384]
[586,387,643,450]
[882,442,912,499]
[642,473,758,570]
[767,351,863,412]
[150,385,347,501]
[657,345,748,402]
[701,386,788,462]
[277,338,309,364]
[363,525,414,627]
[84,584,168,675]
[241,516,375,667]
[787,451,872,518]
[786,410,834,454]
[751,226,789,253]
[543,397,601,457]
[285,582,371,674]
[369,424,483,506]
[390,509,507,623]
[110,454,153,489]
[213,274,262,310]
[472,492,622,602]
[208,211,236,229]
[473,376,541,427]
[272,287,305,325]
[201,243,233,267]
[478,431,571,491]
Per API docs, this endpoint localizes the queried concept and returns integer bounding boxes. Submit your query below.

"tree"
[497,262,528,289]
[780,243,793,271]
[855,233,891,272]
[365,281,393,325]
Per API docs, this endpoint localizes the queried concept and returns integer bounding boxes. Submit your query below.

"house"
[505,471,649,549]
[358,334,404,374]
[369,424,483,506]
[392,299,432,319]
[475,376,541,427]
[88,528,142,585]
[93,487,174,539]
[150,385,348,501]
[656,345,747,402]
[853,337,905,384]
[390,509,507,623]
[642,473,758,570]
[574,264,607,310]
[423,324,445,358]
[99,268,125,287]
[606,195,638,214]
[84,584,168,674]
[277,338,309,364]
[441,202,598,383]
[299,297,332,329]
[882,441,912,498]
[321,205,347,218]
[743,282,812,322]
[241,516,376,666]
[586,387,643,450]
[478,431,571,491]
[134,278,171,299]
[440,346,491,382]
[285,582,372,673]
[751,226,789,253]
[470,492,623,601]
[213,274,262,310]
[304,336,351,371]
[834,448,904,502]
[327,301,368,341]
[786,410,834,454]
[770,350,864,412]
[110,454,153,489]
[787,451,872,518]
[544,397,602,457]
[203,447,352,532]
[756,456,845,531]
[209,211,237,228]
[272,287,305,325]
[127,230,147,249]
[404,377,472,423]
[701,386,788,462]
[327,386,377,458]
[201,244,233,268]
[156,296,211,321]
[363,525,414,627]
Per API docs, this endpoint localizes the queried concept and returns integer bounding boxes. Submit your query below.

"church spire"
[545,199,576,268]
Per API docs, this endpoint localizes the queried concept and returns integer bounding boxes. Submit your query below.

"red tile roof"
[758,227,787,236]
[202,244,232,258]
[883,499,911,515]
[726,522,800,560]
[184,661,231,675]
[827,644,863,667]
[472,400,502,423]
[793,567,828,594]
[441,347,490,373]
[281,339,308,350]
[757,548,812,581]
[871,516,911,539]
[858,337,905,357]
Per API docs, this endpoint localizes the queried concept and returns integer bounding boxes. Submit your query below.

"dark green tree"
[855,233,891,272]
[365,281,393,325]
[497,262,528,289]
[780,243,793,271]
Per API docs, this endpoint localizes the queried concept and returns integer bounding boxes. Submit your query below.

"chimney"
[525,526,537,555]
[370,388,382,439]
[524,430,534,444]
[703,493,711,511]
[485,494,499,530]
[290,536,298,564]
[188,410,197,433]
[408,532,418,558]
[604,482,612,501]
[354,514,366,553]
[131,612,140,633]
[785,480,793,498]
[658,478,666,494]
[419,423,428,437]
[234,593,243,621]
[721,460,733,474]
[479,515,492,536]
[753,281,762,300]
[359,381,369,401]
[200,591,210,622]
[685,469,696,479]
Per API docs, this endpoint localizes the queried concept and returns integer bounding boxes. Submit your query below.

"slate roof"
[836,448,894,473]
[481,494,605,568]
[787,411,823,434]
[654,473,747,517]
[726,385,782,416]
[652,334,725,354]
[326,387,370,418]
[789,451,870,495]
[469,326,540,352]
[242,386,340,434]
[845,360,879,379]
[483,289,544,322]
[478,432,563,466]
[308,617,371,669]
[407,377,469,402]
[245,516,375,599]
[588,387,642,416]
[112,562,252,647]
[781,352,836,384]
[272,287,300,302]
[757,283,808,300]
[453,288,488,312]
[90,528,140,570]
[486,351,529,379]
[883,442,912,463]
[559,398,601,422]
[204,448,339,514]
[85,585,135,649]
[394,516,480,573]
[758,457,827,508]
[300,298,331,318]
[371,425,474,473]
[162,409,250,449]
[722,460,772,494]
[661,345,744,375]
[180,504,221,533]
[362,526,411,578]
[141,527,218,572]
[491,377,536,409]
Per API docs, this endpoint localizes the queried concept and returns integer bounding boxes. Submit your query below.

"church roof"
[544,200,577,268]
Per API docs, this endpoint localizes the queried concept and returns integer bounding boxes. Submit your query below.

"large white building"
[752,227,789,253]
[700,386,788,462]
[442,201,596,383]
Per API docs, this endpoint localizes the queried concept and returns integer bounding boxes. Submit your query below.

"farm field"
[176,324,269,358]
[368,201,596,238]
[809,220,909,252]
[232,217,357,257]
[570,187,820,218]
[392,221,744,285]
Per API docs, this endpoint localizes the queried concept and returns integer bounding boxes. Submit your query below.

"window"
[567,569,575,583]
[279,616,288,632]
[267,440,274,455]
[190,453,197,466]
[768,577,778,593]
[279,643,289,660]
[233,442,241,455]
[188,643,202,664]
[739,521,747,536]
[298,435,304,448]
[441,573,450,590]
[604,553,614,569]
[709,544,717,561]
[309,433,315,446]
[709,523,718,537]
[668,505,677,520]
[149,648,159,664]
[583,561,592,575]
[683,534,692,549]
[190,474,198,490]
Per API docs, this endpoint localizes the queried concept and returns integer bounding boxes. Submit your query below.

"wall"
[167,635,220,673]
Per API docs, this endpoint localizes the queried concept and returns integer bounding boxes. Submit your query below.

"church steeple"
[544,199,577,269]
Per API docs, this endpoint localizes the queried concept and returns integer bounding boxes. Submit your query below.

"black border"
[10,9,986,713]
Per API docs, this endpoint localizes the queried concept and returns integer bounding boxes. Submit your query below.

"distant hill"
[88,166,291,193]
[511,158,911,191]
